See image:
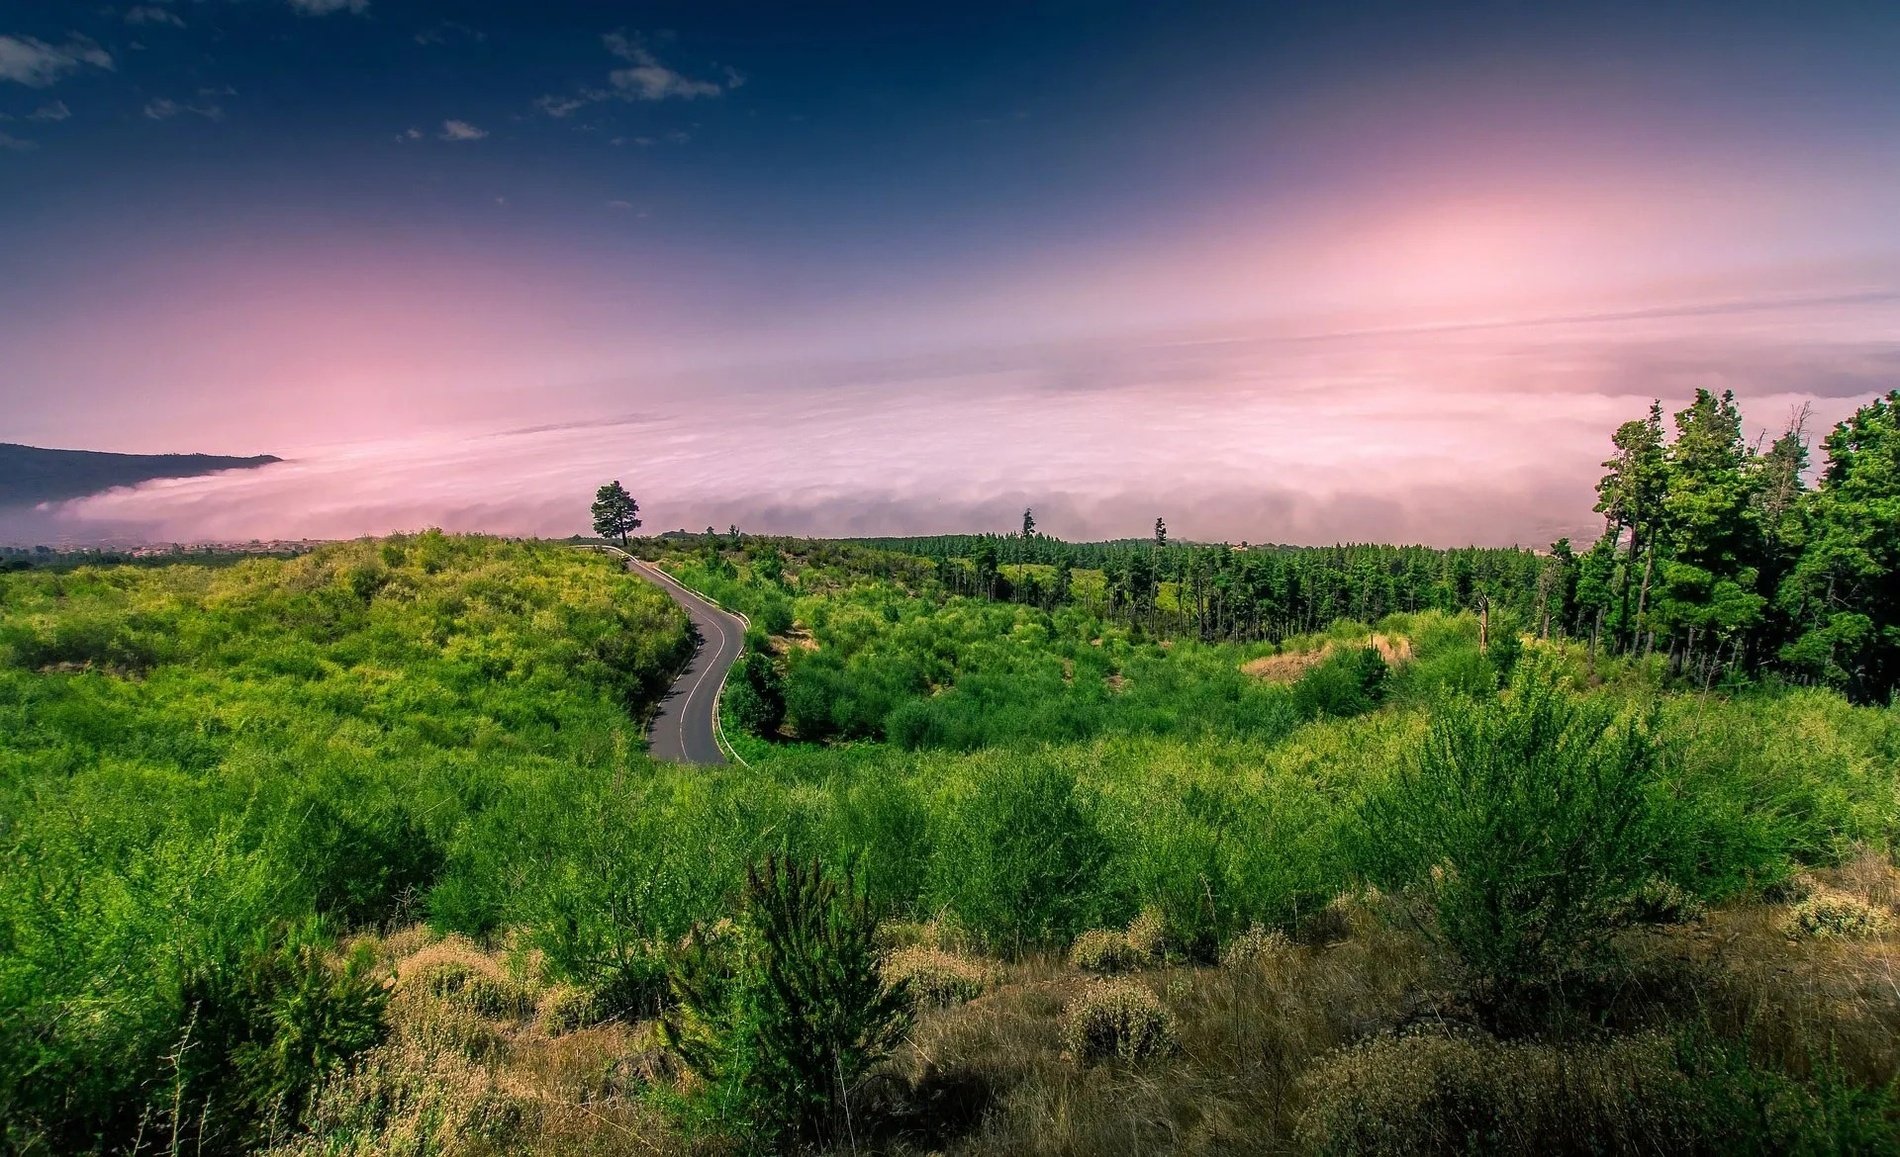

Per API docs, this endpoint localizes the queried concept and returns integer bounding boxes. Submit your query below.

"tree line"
[845,389,1899,701]
[846,535,1552,645]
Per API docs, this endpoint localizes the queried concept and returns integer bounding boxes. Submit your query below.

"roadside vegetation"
[3,391,1898,1154]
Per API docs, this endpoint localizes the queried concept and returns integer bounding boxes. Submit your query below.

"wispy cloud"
[144,96,222,121]
[125,5,186,28]
[533,93,587,118]
[286,0,369,14]
[414,20,484,46]
[0,35,114,87]
[28,100,69,121]
[530,33,737,121]
[438,119,487,141]
[603,32,734,101]
[0,131,36,151]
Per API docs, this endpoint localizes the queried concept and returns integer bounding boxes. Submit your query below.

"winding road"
[599,547,747,765]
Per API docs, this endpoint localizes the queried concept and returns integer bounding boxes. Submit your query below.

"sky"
[3,0,1899,546]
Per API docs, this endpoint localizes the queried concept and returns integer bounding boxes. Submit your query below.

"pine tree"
[590,481,641,549]
[1778,390,1900,700]
[1593,402,1668,648]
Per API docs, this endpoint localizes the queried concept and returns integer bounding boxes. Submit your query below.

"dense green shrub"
[179,923,390,1150]
[726,651,787,737]
[664,857,911,1147]
[929,761,1113,953]
[1359,666,1663,997]
[282,789,445,927]
[1294,645,1390,719]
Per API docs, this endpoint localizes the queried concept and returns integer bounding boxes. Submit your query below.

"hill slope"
[0,442,282,506]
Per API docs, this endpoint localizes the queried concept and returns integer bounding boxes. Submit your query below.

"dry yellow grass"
[273,870,1900,1156]
[273,927,681,1157]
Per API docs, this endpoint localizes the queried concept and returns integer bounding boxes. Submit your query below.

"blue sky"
[4,1,1900,544]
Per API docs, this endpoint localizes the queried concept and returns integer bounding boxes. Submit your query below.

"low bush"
[1063,980,1176,1064]
[1071,923,1140,968]
[534,984,604,1036]
[1220,922,1293,967]
[1124,907,1169,961]
[884,946,990,1006]
[1624,877,1710,926]
[1784,890,1892,940]
[1070,929,1142,973]
[181,922,391,1152]
[929,761,1113,953]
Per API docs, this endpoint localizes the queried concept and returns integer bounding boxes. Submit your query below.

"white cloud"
[0,35,114,87]
[28,100,69,121]
[125,6,187,27]
[438,119,486,141]
[603,32,728,101]
[606,199,634,210]
[0,131,35,151]
[286,0,369,15]
[396,126,421,141]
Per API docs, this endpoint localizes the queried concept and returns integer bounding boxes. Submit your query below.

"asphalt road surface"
[609,550,746,765]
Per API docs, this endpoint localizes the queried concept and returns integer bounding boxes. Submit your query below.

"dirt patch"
[1242,634,1414,683]
[770,629,819,655]
[1369,633,1414,666]
[1241,650,1328,683]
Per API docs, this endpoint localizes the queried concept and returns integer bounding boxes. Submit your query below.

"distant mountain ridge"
[0,443,282,506]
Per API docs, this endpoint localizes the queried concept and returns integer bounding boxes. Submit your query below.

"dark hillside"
[0,443,281,506]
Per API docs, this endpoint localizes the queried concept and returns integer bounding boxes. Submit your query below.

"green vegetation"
[3,392,1898,1153]
[0,534,691,1153]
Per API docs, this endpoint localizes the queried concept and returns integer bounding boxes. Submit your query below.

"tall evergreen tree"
[1778,390,1900,700]
[1593,402,1668,648]
[1656,390,1767,672]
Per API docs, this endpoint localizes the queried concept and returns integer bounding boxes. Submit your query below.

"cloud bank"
[12,294,1889,549]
